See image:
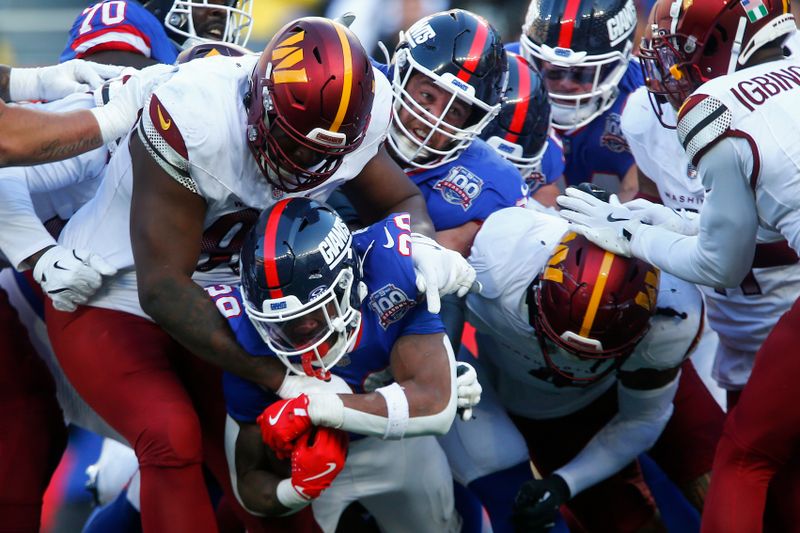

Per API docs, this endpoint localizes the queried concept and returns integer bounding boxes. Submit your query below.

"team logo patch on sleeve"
[433,166,484,211]
[599,113,630,153]
[368,284,416,329]
[147,95,188,158]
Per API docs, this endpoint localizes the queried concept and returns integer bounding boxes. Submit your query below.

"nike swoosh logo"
[606,214,631,223]
[382,227,394,249]
[157,105,171,130]
[301,462,338,482]
[268,401,291,426]
[539,491,552,503]
[53,261,68,271]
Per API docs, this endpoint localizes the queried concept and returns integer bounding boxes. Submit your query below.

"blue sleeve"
[534,137,565,190]
[223,372,279,423]
[370,59,392,80]
[505,42,522,54]
[60,0,177,64]
[358,216,446,337]
[205,284,272,356]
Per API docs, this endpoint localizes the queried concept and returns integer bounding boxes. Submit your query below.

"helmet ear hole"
[704,34,720,56]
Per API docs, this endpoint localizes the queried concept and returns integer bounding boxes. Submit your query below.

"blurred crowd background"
[0,0,669,530]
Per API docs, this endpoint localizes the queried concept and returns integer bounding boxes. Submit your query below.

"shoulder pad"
[137,93,198,194]
[677,93,733,166]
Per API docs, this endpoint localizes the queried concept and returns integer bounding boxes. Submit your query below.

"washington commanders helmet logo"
[271,30,308,84]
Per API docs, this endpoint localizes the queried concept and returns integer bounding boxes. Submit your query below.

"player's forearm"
[555,378,678,497]
[138,275,285,390]
[0,106,102,167]
[238,470,290,516]
[0,176,57,269]
[0,66,10,102]
[391,190,436,238]
[306,335,457,438]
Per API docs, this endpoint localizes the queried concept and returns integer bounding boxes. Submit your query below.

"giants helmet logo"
[368,284,415,329]
[433,166,484,211]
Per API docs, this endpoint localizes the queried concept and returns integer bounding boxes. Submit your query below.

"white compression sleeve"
[631,137,758,288]
[0,174,56,269]
[555,375,680,497]
[307,335,458,438]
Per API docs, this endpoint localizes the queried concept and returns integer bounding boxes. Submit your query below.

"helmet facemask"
[244,265,363,381]
[247,82,367,193]
[521,38,631,131]
[388,48,501,169]
[531,281,648,385]
[163,0,253,48]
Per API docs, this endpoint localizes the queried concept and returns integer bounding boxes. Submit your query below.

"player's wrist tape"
[307,393,345,429]
[90,105,133,145]
[276,479,310,514]
[8,67,41,102]
[376,382,409,439]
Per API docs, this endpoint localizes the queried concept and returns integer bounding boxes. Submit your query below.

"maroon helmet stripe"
[457,20,489,82]
[505,55,532,144]
[262,199,291,298]
[558,0,582,48]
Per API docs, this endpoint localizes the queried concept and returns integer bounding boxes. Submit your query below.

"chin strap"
[727,17,748,75]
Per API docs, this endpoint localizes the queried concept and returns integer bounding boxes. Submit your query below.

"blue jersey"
[505,42,641,190]
[408,139,527,230]
[530,134,566,193]
[557,64,643,189]
[61,0,178,64]
[372,60,526,230]
[215,215,445,424]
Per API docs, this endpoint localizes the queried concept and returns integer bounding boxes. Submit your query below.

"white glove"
[90,63,176,144]
[9,60,124,102]
[32,246,117,312]
[456,361,482,421]
[556,187,642,257]
[624,198,700,236]
[410,233,476,314]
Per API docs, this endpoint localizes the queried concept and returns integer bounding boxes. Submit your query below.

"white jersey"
[59,55,392,318]
[466,207,702,419]
[0,92,110,269]
[622,86,800,389]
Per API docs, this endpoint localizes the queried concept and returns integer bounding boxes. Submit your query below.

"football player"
[514,0,642,200]
[373,9,526,257]
[446,205,704,532]
[44,17,472,533]
[620,65,800,410]
[556,0,800,529]
[61,0,253,67]
[479,51,566,209]
[220,197,460,531]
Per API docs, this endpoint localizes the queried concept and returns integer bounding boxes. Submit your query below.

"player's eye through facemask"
[240,198,368,381]
[256,111,351,193]
[520,0,637,130]
[154,0,253,47]
[246,266,362,380]
[387,9,508,169]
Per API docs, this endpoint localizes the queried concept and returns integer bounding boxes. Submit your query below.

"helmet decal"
[271,31,308,84]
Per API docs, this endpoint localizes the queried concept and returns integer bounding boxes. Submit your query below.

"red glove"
[256,394,312,459]
[291,427,349,500]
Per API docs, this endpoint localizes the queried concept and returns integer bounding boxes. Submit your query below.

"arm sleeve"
[630,136,758,288]
[554,376,679,497]
[0,174,56,270]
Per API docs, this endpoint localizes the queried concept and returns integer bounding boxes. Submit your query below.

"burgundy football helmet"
[247,17,375,192]
[529,232,660,385]
[639,0,795,113]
